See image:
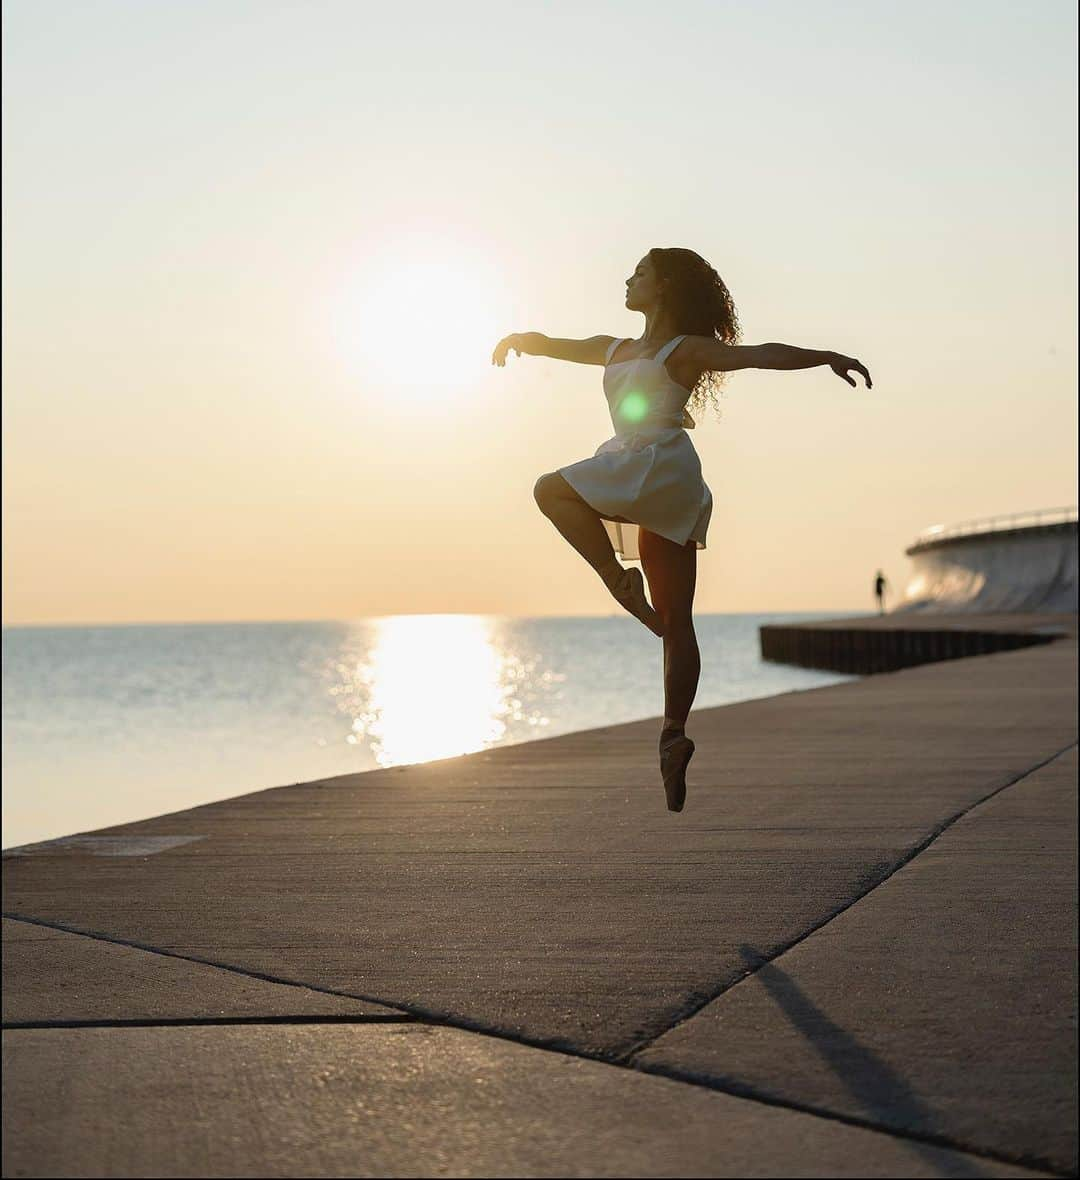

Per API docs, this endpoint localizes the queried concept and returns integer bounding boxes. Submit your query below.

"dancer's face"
[624,255,663,313]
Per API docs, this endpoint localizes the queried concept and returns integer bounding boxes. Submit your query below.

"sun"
[326,238,505,403]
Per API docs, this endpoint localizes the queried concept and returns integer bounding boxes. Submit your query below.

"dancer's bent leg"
[534,472,663,636]
[533,472,621,585]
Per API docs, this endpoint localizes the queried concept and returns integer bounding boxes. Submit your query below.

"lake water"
[2,613,855,849]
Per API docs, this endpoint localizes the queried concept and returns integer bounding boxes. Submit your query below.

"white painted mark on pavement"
[3,835,206,858]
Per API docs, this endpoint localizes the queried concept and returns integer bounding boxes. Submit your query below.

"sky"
[3,0,1076,625]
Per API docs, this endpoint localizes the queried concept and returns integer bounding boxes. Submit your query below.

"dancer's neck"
[641,310,681,344]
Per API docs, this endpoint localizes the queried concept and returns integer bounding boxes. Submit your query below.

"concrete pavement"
[3,630,1076,1176]
[4,1024,1044,1178]
[636,748,1078,1173]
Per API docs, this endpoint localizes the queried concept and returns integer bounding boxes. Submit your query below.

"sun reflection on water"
[329,614,552,767]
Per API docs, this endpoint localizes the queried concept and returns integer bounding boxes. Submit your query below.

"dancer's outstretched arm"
[687,339,873,389]
[492,333,872,388]
[491,333,612,367]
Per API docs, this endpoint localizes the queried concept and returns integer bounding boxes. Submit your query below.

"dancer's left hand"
[830,354,873,389]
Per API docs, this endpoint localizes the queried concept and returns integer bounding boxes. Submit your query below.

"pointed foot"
[610,567,664,637]
[660,734,694,812]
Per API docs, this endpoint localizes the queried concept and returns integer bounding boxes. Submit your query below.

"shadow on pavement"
[737,945,995,1179]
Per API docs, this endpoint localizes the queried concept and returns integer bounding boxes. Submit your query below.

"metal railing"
[910,506,1077,549]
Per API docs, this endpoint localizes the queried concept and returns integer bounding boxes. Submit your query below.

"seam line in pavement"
[2,998,1063,1177]
[2,923,1068,1176]
[620,739,1079,1064]
[1,913,420,1018]
[2,1015,416,1030]
[625,1061,1072,1178]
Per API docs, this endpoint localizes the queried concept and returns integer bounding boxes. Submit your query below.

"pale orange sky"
[3,0,1076,625]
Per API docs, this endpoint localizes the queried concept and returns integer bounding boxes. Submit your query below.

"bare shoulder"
[542,335,617,366]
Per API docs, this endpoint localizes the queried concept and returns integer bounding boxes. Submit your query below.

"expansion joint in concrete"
[3,985,1066,1178]
[624,1060,1072,1179]
[2,1015,417,1031]
[619,740,1079,1066]
[0,912,418,1019]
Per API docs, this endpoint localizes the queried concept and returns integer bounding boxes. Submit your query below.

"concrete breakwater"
[758,612,1072,675]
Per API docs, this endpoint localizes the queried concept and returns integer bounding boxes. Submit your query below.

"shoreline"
[2,613,855,852]
[2,664,855,856]
[4,618,1077,1174]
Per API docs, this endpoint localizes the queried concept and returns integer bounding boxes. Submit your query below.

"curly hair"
[649,247,740,421]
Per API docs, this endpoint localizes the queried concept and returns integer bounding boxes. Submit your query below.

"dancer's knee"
[533,472,561,512]
[659,610,695,640]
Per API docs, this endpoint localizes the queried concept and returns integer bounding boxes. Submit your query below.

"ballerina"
[492,247,872,811]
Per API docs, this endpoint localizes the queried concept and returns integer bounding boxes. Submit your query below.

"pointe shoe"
[660,733,694,812]
[610,567,664,637]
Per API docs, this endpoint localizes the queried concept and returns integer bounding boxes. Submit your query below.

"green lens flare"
[619,392,648,423]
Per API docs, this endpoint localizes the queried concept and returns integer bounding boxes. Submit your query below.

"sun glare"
[327,238,505,404]
[343,614,510,766]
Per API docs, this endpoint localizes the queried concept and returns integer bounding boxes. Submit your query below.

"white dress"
[557,335,713,563]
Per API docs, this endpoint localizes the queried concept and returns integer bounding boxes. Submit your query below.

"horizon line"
[1,607,870,631]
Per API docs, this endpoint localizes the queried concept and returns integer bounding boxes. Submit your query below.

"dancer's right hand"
[491,334,526,367]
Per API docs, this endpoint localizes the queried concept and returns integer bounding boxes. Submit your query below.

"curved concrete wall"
[898,523,1078,613]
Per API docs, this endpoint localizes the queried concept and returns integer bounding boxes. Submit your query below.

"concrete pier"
[760,612,1075,674]
[3,624,1077,1177]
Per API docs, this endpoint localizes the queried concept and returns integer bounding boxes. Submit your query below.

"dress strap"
[653,335,687,366]
[604,337,624,365]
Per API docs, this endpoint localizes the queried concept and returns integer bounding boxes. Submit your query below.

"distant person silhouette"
[875,570,889,614]
[493,247,872,813]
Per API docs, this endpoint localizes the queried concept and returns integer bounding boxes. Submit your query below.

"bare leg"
[533,472,621,584]
[660,618,701,736]
[639,528,699,810]
[639,528,699,732]
[534,472,663,635]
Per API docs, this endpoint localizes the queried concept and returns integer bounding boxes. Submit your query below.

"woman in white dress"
[492,247,872,812]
